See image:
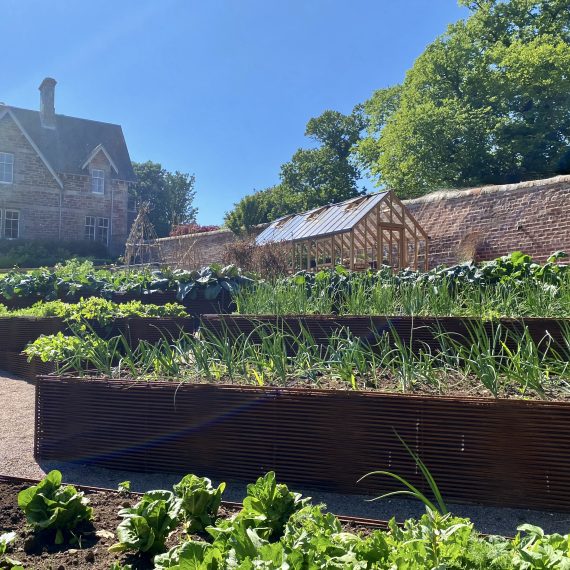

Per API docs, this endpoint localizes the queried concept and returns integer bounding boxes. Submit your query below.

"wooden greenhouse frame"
[255,191,429,272]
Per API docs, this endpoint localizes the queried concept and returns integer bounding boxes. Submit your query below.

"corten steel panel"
[200,315,570,358]
[0,351,53,382]
[36,377,570,511]
[0,317,66,352]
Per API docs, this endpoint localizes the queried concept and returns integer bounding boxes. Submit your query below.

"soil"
[0,480,371,570]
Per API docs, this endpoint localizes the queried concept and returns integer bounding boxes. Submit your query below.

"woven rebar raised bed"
[200,315,570,356]
[35,377,570,512]
[0,317,197,380]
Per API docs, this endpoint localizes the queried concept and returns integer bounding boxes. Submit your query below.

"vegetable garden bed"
[0,474,404,570]
[35,377,570,512]
[0,316,197,380]
[200,314,570,357]
[6,472,556,569]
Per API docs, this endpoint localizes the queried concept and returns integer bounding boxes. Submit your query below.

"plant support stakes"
[255,191,429,273]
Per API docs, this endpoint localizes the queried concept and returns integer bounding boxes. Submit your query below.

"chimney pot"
[39,77,57,129]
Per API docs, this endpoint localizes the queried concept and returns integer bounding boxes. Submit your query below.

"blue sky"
[1,1,467,224]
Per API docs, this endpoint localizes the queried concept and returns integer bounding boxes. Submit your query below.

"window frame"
[85,216,96,241]
[97,217,109,245]
[0,152,14,184]
[91,169,105,194]
[4,209,19,239]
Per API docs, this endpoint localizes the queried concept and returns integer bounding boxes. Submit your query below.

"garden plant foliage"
[17,470,92,545]
[15,469,570,568]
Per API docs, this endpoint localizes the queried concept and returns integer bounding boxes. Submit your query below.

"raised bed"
[201,314,570,356]
[0,290,235,314]
[0,317,197,380]
[0,351,53,381]
[35,377,570,512]
[0,316,66,352]
[0,473,393,569]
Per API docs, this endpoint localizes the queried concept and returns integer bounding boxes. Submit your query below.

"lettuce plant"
[154,540,223,569]
[238,471,308,540]
[109,490,181,555]
[17,470,93,544]
[173,474,226,532]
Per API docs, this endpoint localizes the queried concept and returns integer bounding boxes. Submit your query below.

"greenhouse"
[255,191,429,272]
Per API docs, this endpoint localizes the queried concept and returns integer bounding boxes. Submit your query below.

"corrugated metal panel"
[36,377,570,511]
[256,192,388,245]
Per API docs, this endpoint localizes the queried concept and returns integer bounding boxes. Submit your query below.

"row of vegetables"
[0,298,188,326]
[0,261,251,308]
[0,252,567,308]
[2,470,569,569]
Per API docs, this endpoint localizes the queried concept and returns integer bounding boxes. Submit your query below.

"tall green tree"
[357,0,570,197]
[225,110,366,234]
[130,161,197,237]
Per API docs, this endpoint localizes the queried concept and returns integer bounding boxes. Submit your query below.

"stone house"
[0,78,136,255]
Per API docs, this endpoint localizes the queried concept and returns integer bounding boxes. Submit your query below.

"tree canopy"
[357,0,570,197]
[130,161,197,237]
[225,110,365,234]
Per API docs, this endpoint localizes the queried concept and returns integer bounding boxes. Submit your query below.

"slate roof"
[5,105,135,182]
[256,192,389,245]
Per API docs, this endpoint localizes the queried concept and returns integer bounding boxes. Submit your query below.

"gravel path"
[1,372,569,536]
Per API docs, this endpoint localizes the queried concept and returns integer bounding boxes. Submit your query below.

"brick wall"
[0,113,129,256]
[405,175,570,268]
[158,175,570,271]
[159,228,238,268]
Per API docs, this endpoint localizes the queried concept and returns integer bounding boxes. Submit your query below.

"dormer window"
[0,153,14,184]
[91,169,105,194]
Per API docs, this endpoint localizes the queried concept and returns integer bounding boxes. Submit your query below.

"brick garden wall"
[158,175,570,270]
[405,175,570,267]
[159,228,238,268]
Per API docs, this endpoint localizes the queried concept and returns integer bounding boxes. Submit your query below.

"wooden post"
[349,230,355,270]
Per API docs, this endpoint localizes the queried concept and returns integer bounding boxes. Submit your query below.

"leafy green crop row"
[0,297,187,325]
[13,470,570,569]
[236,252,570,318]
[0,260,252,304]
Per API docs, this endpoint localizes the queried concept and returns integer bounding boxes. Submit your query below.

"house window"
[4,210,19,239]
[85,216,96,240]
[97,217,109,245]
[91,169,105,194]
[85,216,109,244]
[0,153,14,184]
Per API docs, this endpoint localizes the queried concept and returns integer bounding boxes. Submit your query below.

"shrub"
[0,239,112,269]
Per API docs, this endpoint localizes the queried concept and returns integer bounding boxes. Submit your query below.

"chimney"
[39,77,57,128]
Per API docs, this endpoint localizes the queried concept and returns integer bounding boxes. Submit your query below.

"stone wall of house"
[405,175,570,268]
[0,113,129,256]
